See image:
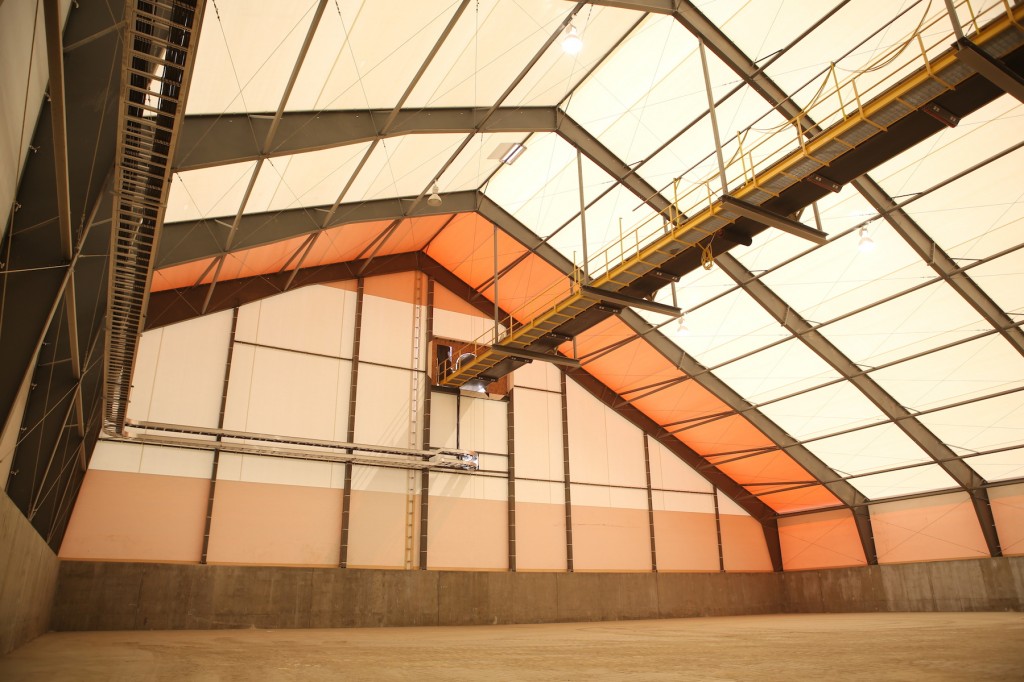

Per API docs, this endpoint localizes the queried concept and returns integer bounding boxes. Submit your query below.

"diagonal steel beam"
[715,254,1001,558]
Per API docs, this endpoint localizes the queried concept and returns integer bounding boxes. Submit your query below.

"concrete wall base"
[0,493,59,655]
[50,557,1024,632]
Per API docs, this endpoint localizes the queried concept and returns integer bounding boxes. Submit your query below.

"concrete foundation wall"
[51,556,1024,632]
[0,492,60,654]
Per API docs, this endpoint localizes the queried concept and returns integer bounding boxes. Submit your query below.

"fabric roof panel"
[166,162,258,224]
[343,134,469,203]
[426,213,526,290]
[964,449,1024,483]
[918,391,1024,455]
[808,422,935,478]
[287,1,460,111]
[848,464,959,500]
[760,380,888,441]
[710,338,843,405]
[244,142,373,215]
[186,1,321,114]
[675,288,791,368]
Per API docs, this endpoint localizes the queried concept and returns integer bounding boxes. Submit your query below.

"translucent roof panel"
[871,97,1024,260]
[286,1,462,111]
[485,133,611,242]
[186,1,320,114]
[848,464,958,500]
[668,288,790,368]
[166,161,257,223]
[404,0,566,108]
[555,186,660,275]
[711,339,842,405]
[440,133,529,194]
[504,6,643,107]
[759,381,888,442]
[807,422,934,478]
[871,335,1024,413]
[245,142,373,214]
[342,134,469,203]
[652,260,737,312]
[966,249,1024,318]
[823,281,990,369]
[755,205,938,325]
[964,449,1024,483]
[918,390,1024,455]
[701,1,840,65]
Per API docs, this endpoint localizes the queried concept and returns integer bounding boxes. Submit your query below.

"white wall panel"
[572,484,648,510]
[513,387,563,481]
[512,360,562,392]
[428,391,458,449]
[459,396,508,454]
[234,285,355,358]
[89,440,144,473]
[648,438,713,493]
[90,440,213,480]
[359,294,421,368]
[127,311,232,428]
[566,379,646,488]
[516,479,564,505]
[354,364,421,449]
[351,464,414,494]
[717,489,751,517]
[434,307,495,344]
[223,345,350,440]
[652,490,715,514]
[432,472,506,502]
[215,453,336,489]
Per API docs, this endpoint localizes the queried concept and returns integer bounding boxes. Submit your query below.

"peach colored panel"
[515,501,567,571]
[755,485,841,513]
[426,213,526,289]
[477,253,569,322]
[363,270,417,305]
[151,257,216,292]
[378,213,453,254]
[716,452,820,494]
[778,508,867,570]
[428,496,508,570]
[206,480,342,566]
[653,510,720,571]
[216,235,308,281]
[303,219,395,267]
[434,282,489,317]
[347,490,417,569]
[719,515,773,571]
[571,505,652,571]
[59,470,207,563]
[870,491,989,564]
[990,484,1024,556]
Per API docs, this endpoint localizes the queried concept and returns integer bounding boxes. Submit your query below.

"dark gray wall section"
[51,557,1024,632]
[0,493,60,654]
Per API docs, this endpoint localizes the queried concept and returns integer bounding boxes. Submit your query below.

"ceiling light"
[857,226,875,253]
[427,182,442,207]
[562,23,583,55]
[677,314,689,336]
[501,143,526,165]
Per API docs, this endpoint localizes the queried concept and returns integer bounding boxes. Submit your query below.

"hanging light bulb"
[857,226,875,253]
[676,314,689,336]
[427,182,442,207]
[562,23,583,55]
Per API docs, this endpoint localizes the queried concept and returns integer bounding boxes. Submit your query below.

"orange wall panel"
[571,505,652,571]
[870,492,989,564]
[719,515,773,571]
[347,490,417,569]
[59,470,207,563]
[778,508,867,570]
[206,480,342,566]
[428,497,507,570]
[514,501,567,571]
[652,511,720,571]
[990,484,1024,556]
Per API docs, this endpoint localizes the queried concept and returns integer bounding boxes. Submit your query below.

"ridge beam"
[956,39,1024,103]
[720,196,828,244]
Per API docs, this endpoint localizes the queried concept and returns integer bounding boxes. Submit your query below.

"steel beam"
[720,196,828,244]
[956,39,1024,103]
[175,107,560,171]
[716,254,1001,557]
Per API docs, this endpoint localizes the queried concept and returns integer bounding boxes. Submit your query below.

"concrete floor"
[2,613,1023,681]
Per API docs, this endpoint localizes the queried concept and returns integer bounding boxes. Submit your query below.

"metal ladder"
[404,272,424,569]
